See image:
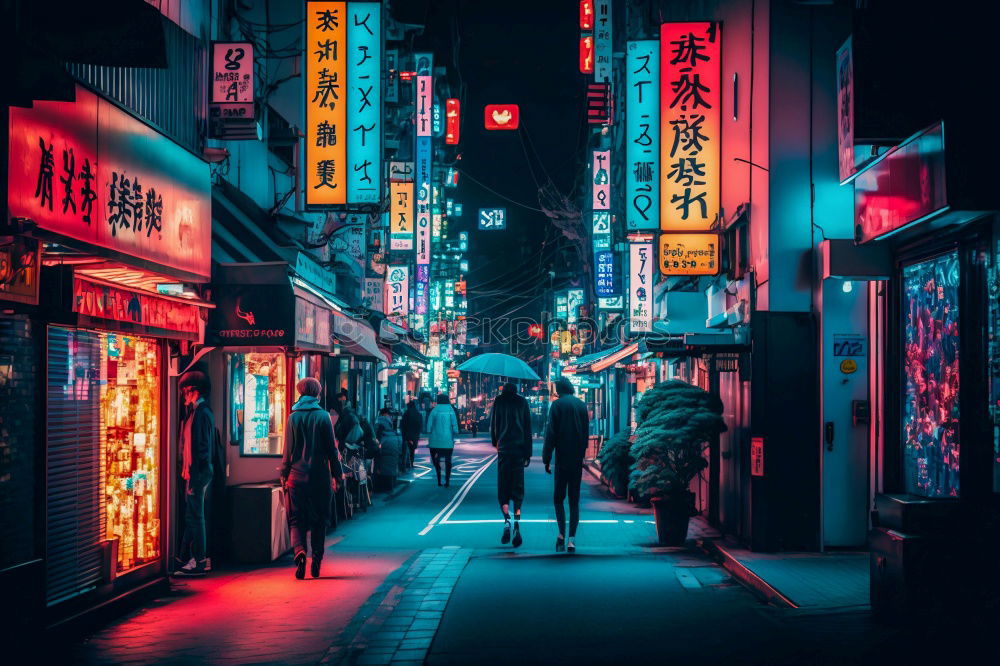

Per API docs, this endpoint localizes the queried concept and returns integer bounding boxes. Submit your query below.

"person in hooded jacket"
[374,407,402,491]
[543,378,590,552]
[400,400,423,469]
[426,393,460,486]
[490,382,533,547]
[281,378,344,579]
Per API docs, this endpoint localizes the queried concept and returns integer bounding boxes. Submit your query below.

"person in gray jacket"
[543,378,590,552]
[281,378,344,579]
[426,393,460,487]
[490,382,533,547]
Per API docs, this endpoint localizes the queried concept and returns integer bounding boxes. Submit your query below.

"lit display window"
[228,352,287,456]
[100,333,161,572]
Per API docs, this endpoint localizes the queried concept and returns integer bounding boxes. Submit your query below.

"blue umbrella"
[456,353,541,381]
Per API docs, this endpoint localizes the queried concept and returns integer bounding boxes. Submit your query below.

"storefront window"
[228,352,286,456]
[100,333,161,572]
[901,252,960,498]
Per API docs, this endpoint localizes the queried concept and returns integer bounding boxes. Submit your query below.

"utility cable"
[457,169,547,213]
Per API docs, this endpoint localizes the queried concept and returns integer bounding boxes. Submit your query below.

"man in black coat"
[490,382,533,547]
[401,400,423,468]
[543,378,590,552]
[175,371,215,576]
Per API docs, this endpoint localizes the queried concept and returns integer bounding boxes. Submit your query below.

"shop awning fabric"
[561,342,639,375]
[332,310,387,363]
[392,341,429,365]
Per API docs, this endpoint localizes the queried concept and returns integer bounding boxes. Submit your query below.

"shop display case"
[228,352,287,456]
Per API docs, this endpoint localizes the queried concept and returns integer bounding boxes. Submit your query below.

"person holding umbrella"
[490,381,533,547]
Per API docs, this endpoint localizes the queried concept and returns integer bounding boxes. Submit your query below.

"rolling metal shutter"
[45,327,103,606]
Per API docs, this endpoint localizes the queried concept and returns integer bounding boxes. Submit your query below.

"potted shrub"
[628,380,726,546]
[597,430,633,498]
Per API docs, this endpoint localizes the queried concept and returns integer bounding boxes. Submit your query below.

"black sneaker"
[512,522,522,548]
[556,536,565,552]
[311,558,321,579]
[174,559,207,577]
[501,520,511,544]
[294,552,306,580]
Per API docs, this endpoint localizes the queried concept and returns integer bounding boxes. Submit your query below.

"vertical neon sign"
[347,2,381,204]
[306,1,347,205]
[626,41,659,230]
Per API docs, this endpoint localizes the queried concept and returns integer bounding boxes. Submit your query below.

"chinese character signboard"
[415,136,432,263]
[445,98,460,145]
[627,41,659,230]
[628,241,654,332]
[836,37,854,183]
[594,0,612,83]
[390,181,413,250]
[347,2,381,204]
[416,75,433,137]
[306,1,347,205]
[660,22,720,232]
[385,265,409,320]
[595,250,617,296]
[592,150,610,210]
[579,0,594,29]
[210,42,254,122]
[658,233,720,275]
[484,104,519,130]
[363,277,384,312]
[478,208,507,230]
[566,289,584,324]
[579,35,594,74]
[7,86,211,280]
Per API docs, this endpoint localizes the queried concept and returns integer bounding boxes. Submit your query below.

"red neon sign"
[484,104,520,131]
[445,98,461,145]
[579,0,594,30]
[579,35,594,74]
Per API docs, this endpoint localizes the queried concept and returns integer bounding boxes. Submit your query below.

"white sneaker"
[567,539,576,553]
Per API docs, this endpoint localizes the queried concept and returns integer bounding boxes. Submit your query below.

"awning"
[332,310,387,363]
[392,341,430,365]
[562,342,639,375]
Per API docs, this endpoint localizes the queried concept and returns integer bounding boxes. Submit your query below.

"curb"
[698,538,798,609]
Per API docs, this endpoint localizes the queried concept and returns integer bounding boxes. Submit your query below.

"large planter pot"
[651,495,691,546]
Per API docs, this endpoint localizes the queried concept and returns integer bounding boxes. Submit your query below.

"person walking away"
[175,371,215,576]
[374,407,402,492]
[543,378,590,552]
[427,393,460,487]
[490,382,533,547]
[281,378,344,579]
[401,401,422,469]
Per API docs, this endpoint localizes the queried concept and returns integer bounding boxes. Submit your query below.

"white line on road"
[440,519,624,525]
[418,454,497,536]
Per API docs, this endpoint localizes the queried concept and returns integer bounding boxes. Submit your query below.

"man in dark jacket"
[282,378,344,579]
[400,401,422,468]
[175,371,215,576]
[543,378,590,552]
[490,382,533,547]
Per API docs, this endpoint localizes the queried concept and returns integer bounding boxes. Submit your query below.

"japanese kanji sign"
[7,85,211,280]
[660,22,720,232]
[347,2,381,204]
[210,42,254,121]
[306,1,347,204]
[628,241,654,332]
[415,136,432,264]
[415,263,429,315]
[363,277,384,312]
[658,233,720,276]
[627,41,659,230]
[416,75,433,137]
[445,98,460,145]
[594,0,612,83]
[592,150,610,210]
[478,208,507,230]
[385,265,409,320]
[390,181,413,250]
[594,250,617,296]
[579,34,594,74]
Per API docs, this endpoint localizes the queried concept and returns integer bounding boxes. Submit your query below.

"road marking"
[440,519,625,525]
[418,454,497,536]
[675,570,702,589]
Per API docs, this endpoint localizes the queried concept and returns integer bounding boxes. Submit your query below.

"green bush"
[628,380,726,502]
[597,430,633,496]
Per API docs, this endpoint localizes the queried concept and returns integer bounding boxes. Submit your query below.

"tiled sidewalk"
[325,547,471,665]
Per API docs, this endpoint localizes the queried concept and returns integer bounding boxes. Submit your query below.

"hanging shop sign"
[416,75,433,137]
[363,277,384,312]
[0,236,40,305]
[592,150,610,210]
[566,289,585,324]
[555,291,569,322]
[599,295,623,310]
[416,136,432,264]
[595,250,618,297]
[390,181,413,250]
[207,284,294,346]
[628,241,654,332]
[478,207,507,230]
[385,265,409,320]
[8,86,211,280]
[594,0,612,83]
[329,214,366,279]
[445,98,461,145]
[306,1,347,205]
[658,233,720,276]
[836,36,854,183]
[484,104,520,130]
[660,22,721,232]
[627,40,659,230]
[414,52,433,76]
[592,211,611,237]
[432,103,444,137]
[347,2,382,205]
[389,161,413,183]
[751,437,764,477]
[579,1,594,29]
[415,264,429,315]
[579,35,594,74]
[385,49,399,103]
[209,42,255,133]
[853,122,946,244]
[586,82,612,125]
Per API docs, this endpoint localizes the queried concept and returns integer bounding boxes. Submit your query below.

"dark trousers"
[287,481,329,560]
[430,448,454,485]
[404,439,418,467]
[180,474,211,562]
[553,464,584,537]
[497,455,525,513]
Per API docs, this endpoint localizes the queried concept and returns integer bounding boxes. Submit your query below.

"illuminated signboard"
[484,104,520,130]
[385,49,399,103]
[626,41,659,230]
[73,277,202,337]
[836,37,854,182]
[555,292,569,321]
[347,2,381,204]
[660,22,721,232]
[658,233,720,276]
[416,75,433,137]
[306,1,347,205]
[579,0,594,29]
[595,250,617,296]
[579,35,594,74]
[566,289,584,324]
[445,98,460,145]
[390,181,413,250]
[210,42,254,120]
[592,211,611,236]
[592,150,610,210]
[432,102,443,137]
[7,86,211,280]
[628,241,654,332]
[415,52,433,76]
[389,161,413,182]
[478,208,507,230]
[594,0,612,83]
[385,265,409,319]
[415,264,429,315]
[363,277,384,312]
[416,136,432,263]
